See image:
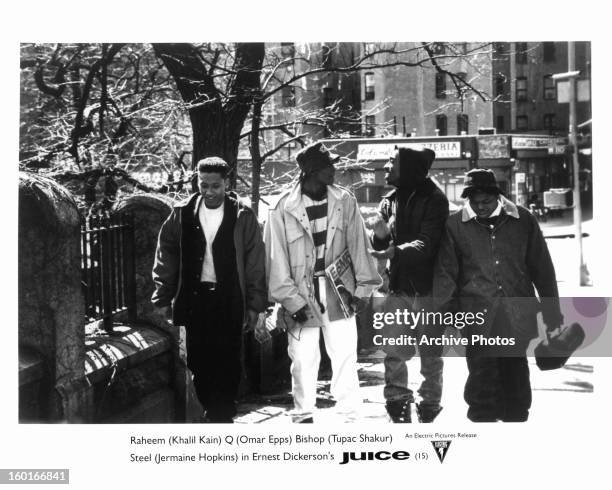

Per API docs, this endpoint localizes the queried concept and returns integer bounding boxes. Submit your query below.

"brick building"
[359,42,495,137]
[491,41,591,135]
[241,42,592,212]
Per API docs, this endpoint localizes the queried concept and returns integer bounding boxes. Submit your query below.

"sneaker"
[291,413,314,423]
[416,404,442,423]
[386,399,412,423]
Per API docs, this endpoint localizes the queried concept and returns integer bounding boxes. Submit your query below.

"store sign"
[557,79,590,103]
[548,137,568,155]
[357,141,462,160]
[515,172,526,184]
[511,137,553,150]
[478,135,510,159]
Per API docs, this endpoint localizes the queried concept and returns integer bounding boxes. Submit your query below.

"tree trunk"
[153,43,265,189]
[249,98,263,217]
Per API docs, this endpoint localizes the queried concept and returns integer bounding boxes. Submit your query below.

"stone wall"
[18,176,183,423]
[18,173,89,421]
[18,181,286,423]
[113,194,173,328]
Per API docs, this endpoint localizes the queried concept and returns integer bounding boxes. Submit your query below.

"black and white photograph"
[3,1,611,488]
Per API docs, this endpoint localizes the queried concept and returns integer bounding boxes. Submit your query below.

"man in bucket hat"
[265,141,381,422]
[370,146,449,423]
[434,168,563,422]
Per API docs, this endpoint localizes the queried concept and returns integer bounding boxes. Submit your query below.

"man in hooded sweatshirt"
[370,147,449,423]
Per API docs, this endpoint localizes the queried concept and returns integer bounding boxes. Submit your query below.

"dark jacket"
[151,193,267,326]
[372,178,449,295]
[433,196,563,341]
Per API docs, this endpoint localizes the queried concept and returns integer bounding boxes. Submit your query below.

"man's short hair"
[197,157,230,178]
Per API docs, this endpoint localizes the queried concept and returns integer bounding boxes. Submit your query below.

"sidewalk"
[539,209,593,239]
[235,352,594,424]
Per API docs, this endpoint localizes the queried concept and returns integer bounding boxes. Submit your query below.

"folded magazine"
[325,248,356,318]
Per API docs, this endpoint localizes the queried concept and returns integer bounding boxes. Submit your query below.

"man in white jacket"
[265,142,381,422]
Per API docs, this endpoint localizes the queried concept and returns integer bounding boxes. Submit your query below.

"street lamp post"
[552,41,588,286]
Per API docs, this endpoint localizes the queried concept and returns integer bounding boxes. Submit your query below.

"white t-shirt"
[199,200,224,282]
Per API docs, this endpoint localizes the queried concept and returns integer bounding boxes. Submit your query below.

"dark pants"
[185,283,244,423]
[464,356,531,422]
[464,308,531,422]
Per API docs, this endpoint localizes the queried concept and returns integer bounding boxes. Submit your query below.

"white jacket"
[264,183,382,325]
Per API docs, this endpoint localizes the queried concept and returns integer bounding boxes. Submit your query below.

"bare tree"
[20,43,191,209]
[20,41,495,213]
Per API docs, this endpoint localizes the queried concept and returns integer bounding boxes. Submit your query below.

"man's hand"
[291,305,309,324]
[155,305,173,324]
[371,213,391,240]
[246,309,259,331]
[252,311,272,343]
[371,243,396,261]
[546,321,562,334]
[337,286,366,316]
[350,296,368,316]
[337,285,352,310]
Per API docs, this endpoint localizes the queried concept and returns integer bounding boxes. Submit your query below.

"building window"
[516,77,528,102]
[321,44,332,69]
[496,115,504,132]
[495,73,505,97]
[435,72,446,98]
[280,42,295,58]
[516,115,528,130]
[281,86,295,107]
[363,42,377,56]
[323,87,334,107]
[543,42,556,63]
[516,42,528,64]
[436,114,448,136]
[431,42,446,55]
[457,114,468,134]
[543,75,556,100]
[365,115,376,136]
[364,72,375,100]
[543,113,556,130]
[444,182,464,202]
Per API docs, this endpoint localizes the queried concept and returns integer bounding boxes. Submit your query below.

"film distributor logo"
[431,440,451,463]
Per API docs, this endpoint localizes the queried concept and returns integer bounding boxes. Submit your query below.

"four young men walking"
[152,145,562,424]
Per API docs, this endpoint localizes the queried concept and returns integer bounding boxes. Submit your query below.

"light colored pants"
[382,291,444,406]
[287,312,360,416]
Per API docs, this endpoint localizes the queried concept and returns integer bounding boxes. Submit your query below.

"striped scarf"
[302,194,328,276]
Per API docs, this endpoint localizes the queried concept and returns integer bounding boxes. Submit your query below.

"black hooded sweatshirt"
[372,148,449,295]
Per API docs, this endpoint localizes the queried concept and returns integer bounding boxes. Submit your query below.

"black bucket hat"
[460,168,504,198]
[296,142,340,174]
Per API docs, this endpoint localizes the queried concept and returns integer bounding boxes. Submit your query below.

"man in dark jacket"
[434,168,563,422]
[371,147,449,423]
[152,157,267,423]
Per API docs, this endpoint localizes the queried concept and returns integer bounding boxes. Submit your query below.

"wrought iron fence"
[81,212,136,333]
